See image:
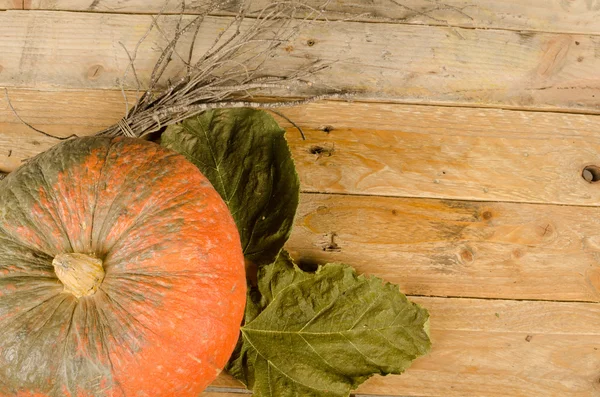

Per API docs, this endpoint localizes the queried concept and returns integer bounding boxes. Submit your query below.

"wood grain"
[4,89,600,206]
[288,194,600,302]
[210,297,600,396]
[7,0,600,35]
[1,11,600,111]
[283,103,600,206]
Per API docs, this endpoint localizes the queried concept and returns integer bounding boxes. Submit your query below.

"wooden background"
[1,1,600,396]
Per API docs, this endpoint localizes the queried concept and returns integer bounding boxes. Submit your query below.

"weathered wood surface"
[3,91,600,302]
[284,103,600,206]
[1,11,600,111]
[3,0,600,35]
[210,297,600,396]
[289,194,600,302]
[4,90,600,206]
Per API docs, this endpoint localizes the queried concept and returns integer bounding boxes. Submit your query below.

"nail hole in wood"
[582,165,600,183]
[310,146,325,155]
[307,39,316,47]
[309,145,334,158]
[323,232,341,252]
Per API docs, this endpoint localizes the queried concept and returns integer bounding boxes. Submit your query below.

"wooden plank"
[284,104,600,206]
[4,89,600,206]
[288,194,600,302]
[209,298,600,396]
[1,11,600,111]
[15,0,600,35]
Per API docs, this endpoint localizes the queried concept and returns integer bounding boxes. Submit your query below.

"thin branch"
[268,109,306,140]
[118,2,165,115]
[157,93,354,118]
[4,89,78,141]
[118,42,141,115]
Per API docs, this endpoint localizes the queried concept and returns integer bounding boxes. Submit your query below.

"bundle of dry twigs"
[1,0,354,179]
[98,0,351,138]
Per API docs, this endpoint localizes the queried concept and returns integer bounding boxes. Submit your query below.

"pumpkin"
[0,137,246,396]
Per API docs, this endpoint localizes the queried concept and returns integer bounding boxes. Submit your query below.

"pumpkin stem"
[52,253,105,298]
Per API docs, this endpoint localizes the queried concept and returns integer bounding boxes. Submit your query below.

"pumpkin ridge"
[90,137,139,255]
[91,140,181,256]
[89,137,114,257]
[0,182,54,255]
[91,138,134,256]
[99,193,196,261]
[3,282,63,314]
[98,287,154,341]
[56,302,78,396]
[89,297,127,391]
[31,160,77,254]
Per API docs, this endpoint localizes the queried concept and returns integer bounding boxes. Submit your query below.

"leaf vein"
[243,332,335,394]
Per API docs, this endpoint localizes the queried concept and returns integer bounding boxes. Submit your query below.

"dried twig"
[3,88,78,141]
[268,109,306,140]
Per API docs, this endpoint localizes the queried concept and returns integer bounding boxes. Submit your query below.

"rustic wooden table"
[1,1,599,396]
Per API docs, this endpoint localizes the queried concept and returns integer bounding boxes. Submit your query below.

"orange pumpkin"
[0,137,246,396]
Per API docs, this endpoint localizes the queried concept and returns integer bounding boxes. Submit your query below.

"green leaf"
[227,252,431,397]
[161,108,300,266]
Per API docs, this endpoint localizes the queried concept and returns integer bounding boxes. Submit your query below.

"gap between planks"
[2,9,599,43]
[303,190,600,211]
[2,0,600,36]
[0,7,597,39]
